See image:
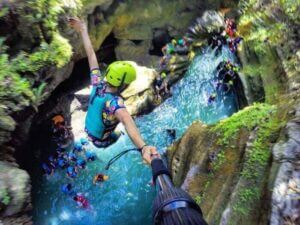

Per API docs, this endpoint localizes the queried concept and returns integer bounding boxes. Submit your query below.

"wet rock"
[167,121,213,187]
[186,10,225,44]
[0,161,31,219]
[168,113,277,225]
[0,112,15,147]
[198,10,225,33]
[2,215,33,225]
[181,165,200,191]
[270,105,300,225]
[115,40,159,67]
[237,42,265,104]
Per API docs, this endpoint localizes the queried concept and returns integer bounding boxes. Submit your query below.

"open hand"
[68,17,86,32]
[141,146,160,164]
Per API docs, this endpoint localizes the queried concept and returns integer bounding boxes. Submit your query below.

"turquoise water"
[32,47,238,225]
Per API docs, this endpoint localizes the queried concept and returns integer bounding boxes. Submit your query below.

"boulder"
[197,10,225,33]
[0,161,31,218]
[186,10,225,44]
[115,40,159,67]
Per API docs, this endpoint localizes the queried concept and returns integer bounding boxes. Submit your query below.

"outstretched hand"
[68,17,86,33]
[141,146,160,164]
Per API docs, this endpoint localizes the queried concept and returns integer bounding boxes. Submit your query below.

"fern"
[31,82,48,111]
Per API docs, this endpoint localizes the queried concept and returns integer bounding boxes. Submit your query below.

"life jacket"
[85,84,115,140]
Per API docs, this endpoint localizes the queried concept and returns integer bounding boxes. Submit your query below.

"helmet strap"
[117,72,127,94]
[119,72,127,87]
[118,84,128,96]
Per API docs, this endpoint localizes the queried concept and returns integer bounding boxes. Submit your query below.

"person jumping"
[68,17,159,164]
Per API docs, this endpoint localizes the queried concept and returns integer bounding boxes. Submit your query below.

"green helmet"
[105,61,136,87]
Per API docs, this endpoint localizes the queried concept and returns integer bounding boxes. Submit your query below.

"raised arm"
[115,108,160,164]
[68,17,99,70]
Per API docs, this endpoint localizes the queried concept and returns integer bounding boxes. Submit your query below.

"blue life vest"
[85,85,115,139]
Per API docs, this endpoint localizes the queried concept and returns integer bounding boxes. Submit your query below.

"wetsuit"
[85,68,125,148]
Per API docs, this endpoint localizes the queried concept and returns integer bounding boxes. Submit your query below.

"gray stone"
[198,10,225,33]
[270,104,300,225]
[115,40,159,67]
[0,161,31,217]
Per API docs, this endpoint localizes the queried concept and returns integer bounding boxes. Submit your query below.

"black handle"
[151,158,172,185]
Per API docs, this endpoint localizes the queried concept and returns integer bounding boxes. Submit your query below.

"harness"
[85,84,115,140]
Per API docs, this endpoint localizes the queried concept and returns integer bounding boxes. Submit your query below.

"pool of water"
[32,47,238,225]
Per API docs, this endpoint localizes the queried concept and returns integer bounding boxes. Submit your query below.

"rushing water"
[32,47,238,225]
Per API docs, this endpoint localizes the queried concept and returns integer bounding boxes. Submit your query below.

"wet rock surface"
[271,105,300,225]
[0,162,31,225]
[167,121,252,225]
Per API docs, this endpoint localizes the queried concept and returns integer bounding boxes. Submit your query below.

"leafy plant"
[0,6,9,18]
[32,82,48,112]
[0,42,34,113]
[0,0,78,116]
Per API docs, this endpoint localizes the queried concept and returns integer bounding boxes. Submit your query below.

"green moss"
[237,0,297,103]
[0,41,34,113]
[212,150,225,171]
[194,180,211,205]
[232,188,260,215]
[0,6,9,18]
[194,195,202,205]
[279,0,300,22]
[29,33,73,69]
[211,103,283,175]
[212,103,276,145]
[0,0,79,117]
[241,110,282,179]
[211,102,284,219]
[0,188,10,206]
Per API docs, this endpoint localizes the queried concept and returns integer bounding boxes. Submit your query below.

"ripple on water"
[32,46,238,225]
